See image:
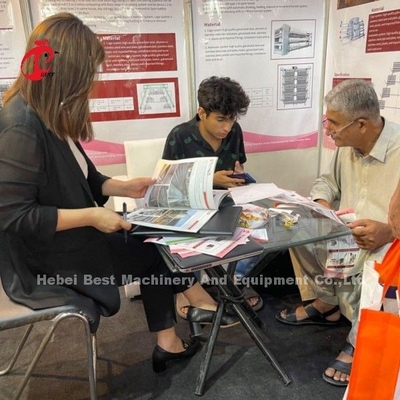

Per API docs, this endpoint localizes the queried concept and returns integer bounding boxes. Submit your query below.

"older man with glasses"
[276,79,400,386]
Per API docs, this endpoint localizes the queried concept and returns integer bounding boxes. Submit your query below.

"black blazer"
[0,95,120,316]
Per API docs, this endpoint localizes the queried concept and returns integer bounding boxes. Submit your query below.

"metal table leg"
[194,300,224,396]
[194,264,291,395]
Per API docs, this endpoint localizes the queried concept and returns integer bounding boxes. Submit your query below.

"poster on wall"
[29,0,191,165]
[323,0,400,152]
[0,0,26,107]
[192,0,326,153]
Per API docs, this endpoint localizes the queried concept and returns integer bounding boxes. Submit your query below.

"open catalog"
[126,157,231,233]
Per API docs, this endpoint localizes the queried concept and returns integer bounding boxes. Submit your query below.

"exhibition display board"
[1,0,399,169]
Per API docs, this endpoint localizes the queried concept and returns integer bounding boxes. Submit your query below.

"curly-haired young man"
[163,76,251,189]
[163,76,264,312]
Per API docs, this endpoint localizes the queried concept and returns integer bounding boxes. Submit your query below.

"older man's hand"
[348,219,394,250]
[389,182,400,239]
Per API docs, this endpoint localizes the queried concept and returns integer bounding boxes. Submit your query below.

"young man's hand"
[213,170,245,188]
[232,161,244,174]
[213,161,246,188]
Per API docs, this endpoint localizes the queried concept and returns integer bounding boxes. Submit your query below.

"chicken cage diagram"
[274,23,313,56]
[379,61,400,117]
[278,65,312,109]
[339,17,365,43]
[138,82,176,115]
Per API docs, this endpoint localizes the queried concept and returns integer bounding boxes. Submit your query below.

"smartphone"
[229,172,256,184]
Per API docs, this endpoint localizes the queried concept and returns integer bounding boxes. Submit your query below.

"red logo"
[20,40,58,81]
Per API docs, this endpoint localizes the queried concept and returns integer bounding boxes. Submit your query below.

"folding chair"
[0,279,100,400]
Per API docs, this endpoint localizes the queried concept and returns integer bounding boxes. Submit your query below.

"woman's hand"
[61,176,157,234]
[102,177,156,198]
[122,177,156,198]
[56,207,131,233]
[90,207,131,233]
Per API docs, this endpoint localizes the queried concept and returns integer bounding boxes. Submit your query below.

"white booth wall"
[98,147,320,199]
[5,0,327,200]
[3,1,400,202]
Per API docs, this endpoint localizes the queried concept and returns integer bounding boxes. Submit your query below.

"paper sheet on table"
[143,228,253,258]
[250,228,268,243]
[144,237,203,258]
[172,227,252,258]
[228,183,285,204]
[169,246,201,258]
[144,236,202,245]
[268,190,345,224]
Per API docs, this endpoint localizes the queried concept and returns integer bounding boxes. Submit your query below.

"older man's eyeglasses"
[322,118,361,135]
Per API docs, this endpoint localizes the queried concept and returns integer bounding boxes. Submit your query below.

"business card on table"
[251,228,268,243]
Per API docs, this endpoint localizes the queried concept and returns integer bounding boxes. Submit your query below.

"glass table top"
[253,200,351,253]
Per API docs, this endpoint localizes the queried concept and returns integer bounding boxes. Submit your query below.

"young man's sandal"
[275,303,340,326]
[242,286,264,312]
[322,342,354,386]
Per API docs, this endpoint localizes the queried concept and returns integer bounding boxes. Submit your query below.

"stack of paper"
[144,227,254,259]
[229,183,344,225]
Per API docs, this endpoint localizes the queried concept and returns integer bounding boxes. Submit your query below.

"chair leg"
[86,330,97,400]
[12,313,97,400]
[0,325,34,376]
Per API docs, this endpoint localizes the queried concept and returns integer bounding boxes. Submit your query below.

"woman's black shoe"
[152,338,200,373]
[187,306,240,336]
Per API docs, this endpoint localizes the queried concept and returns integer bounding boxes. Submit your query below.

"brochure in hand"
[126,157,230,233]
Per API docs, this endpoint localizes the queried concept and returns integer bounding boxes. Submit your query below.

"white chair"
[124,138,166,180]
[110,138,167,212]
[123,138,166,298]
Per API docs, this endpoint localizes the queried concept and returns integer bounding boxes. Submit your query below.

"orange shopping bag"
[346,239,400,400]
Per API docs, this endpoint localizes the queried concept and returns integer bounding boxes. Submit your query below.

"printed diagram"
[138,83,176,115]
[379,61,400,117]
[245,87,273,108]
[339,17,365,43]
[89,79,180,122]
[278,64,313,109]
[272,21,315,58]
[274,24,312,55]
[89,97,134,113]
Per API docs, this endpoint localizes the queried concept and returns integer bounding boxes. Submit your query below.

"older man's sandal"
[276,303,340,326]
[322,342,354,386]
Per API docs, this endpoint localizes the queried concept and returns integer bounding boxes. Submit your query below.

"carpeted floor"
[0,281,350,400]
[0,252,350,399]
